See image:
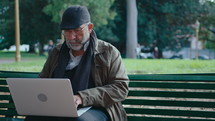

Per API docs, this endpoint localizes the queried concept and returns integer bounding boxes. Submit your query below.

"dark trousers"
[24,108,110,121]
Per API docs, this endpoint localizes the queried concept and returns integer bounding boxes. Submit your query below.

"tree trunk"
[39,42,45,56]
[126,0,138,58]
[28,44,36,53]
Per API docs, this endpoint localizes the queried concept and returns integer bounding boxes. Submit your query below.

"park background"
[0,0,215,74]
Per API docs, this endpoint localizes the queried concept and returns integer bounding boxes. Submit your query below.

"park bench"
[0,70,215,121]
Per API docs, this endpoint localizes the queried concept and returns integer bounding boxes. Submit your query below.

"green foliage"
[43,0,116,28]
[101,0,215,54]
[99,0,127,53]
[200,1,215,49]
[136,0,204,50]
[0,0,15,50]
[19,0,61,53]
[0,0,61,54]
[43,0,119,50]
[1,0,215,54]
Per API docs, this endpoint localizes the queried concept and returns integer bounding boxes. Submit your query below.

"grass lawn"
[123,59,215,74]
[0,51,47,72]
[0,51,47,59]
[1,51,215,74]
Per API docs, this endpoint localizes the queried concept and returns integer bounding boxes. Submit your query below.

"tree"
[0,0,60,55]
[103,0,213,57]
[126,0,138,58]
[136,0,207,57]
[19,0,60,55]
[1,0,117,55]
[43,0,116,31]
[199,0,215,49]
[2,0,215,56]
[43,0,119,54]
[0,0,15,50]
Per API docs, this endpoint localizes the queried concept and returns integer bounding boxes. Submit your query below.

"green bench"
[0,71,215,121]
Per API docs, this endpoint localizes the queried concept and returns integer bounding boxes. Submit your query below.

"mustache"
[67,40,81,43]
[66,39,89,45]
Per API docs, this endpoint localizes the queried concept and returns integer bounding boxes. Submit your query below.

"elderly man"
[25,5,129,121]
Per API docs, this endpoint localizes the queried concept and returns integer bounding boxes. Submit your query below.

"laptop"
[6,78,91,117]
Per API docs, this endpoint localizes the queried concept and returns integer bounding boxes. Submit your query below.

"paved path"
[0,59,16,64]
[0,59,32,64]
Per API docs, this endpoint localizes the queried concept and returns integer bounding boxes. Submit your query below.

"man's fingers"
[74,95,82,108]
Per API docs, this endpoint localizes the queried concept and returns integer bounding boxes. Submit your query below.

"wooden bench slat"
[127,116,214,121]
[129,81,215,90]
[128,74,215,82]
[0,103,15,108]
[0,71,38,78]
[0,95,12,100]
[125,108,215,118]
[123,99,215,108]
[0,87,10,92]
[128,90,215,99]
[0,110,18,116]
[0,80,7,85]
[0,117,24,121]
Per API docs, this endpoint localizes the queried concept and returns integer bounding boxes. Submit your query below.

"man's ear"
[88,23,94,33]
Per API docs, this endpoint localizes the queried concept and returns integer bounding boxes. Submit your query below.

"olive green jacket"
[39,38,129,121]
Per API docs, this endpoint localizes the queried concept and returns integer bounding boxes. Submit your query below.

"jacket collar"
[91,30,106,55]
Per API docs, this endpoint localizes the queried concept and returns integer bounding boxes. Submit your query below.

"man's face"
[63,23,93,51]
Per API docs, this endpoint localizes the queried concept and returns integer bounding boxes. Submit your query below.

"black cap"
[60,6,90,30]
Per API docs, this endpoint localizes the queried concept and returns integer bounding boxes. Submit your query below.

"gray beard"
[65,31,90,51]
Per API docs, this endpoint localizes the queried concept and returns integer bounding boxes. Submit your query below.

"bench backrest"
[0,71,38,117]
[124,74,215,121]
[0,71,215,121]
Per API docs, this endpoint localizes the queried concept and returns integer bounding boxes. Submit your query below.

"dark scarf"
[52,31,96,94]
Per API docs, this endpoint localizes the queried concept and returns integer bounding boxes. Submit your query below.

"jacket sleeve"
[38,47,59,78]
[78,45,129,108]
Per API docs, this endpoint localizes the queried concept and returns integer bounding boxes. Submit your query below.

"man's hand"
[74,95,83,108]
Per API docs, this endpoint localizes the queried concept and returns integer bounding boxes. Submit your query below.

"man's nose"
[67,32,77,40]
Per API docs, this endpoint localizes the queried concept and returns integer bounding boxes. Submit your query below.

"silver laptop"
[6,78,91,117]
